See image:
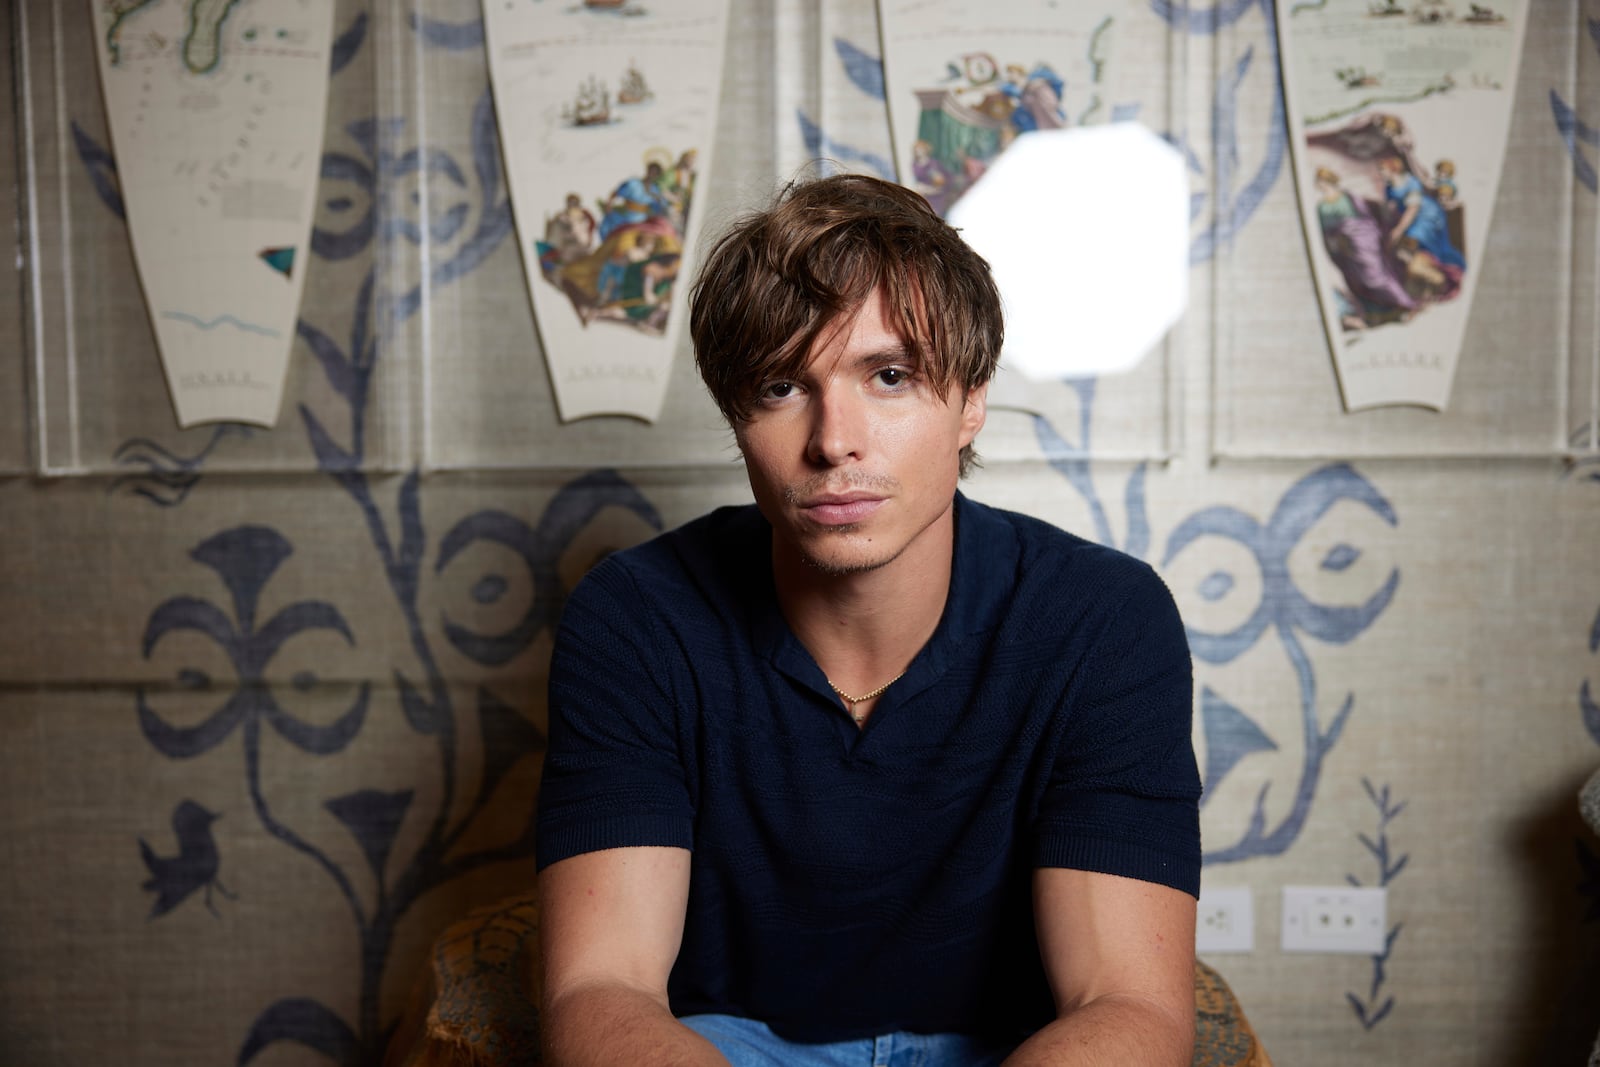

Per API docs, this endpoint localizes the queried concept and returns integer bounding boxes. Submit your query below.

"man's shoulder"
[573,503,765,613]
[954,495,1179,656]
[961,495,1161,594]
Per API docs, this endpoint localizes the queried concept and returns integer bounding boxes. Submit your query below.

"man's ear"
[959,381,989,448]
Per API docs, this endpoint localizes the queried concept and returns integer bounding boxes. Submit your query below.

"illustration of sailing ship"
[1412,1,1453,23]
[617,63,652,104]
[563,75,611,127]
[1336,66,1382,88]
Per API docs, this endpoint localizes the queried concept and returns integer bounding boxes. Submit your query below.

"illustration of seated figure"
[1313,166,1414,326]
[999,62,1065,137]
[558,221,682,332]
[546,193,597,264]
[658,149,697,216]
[1378,154,1464,272]
[599,162,672,241]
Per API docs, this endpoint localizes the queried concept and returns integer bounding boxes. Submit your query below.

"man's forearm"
[543,982,730,1067]
[1001,992,1194,1067]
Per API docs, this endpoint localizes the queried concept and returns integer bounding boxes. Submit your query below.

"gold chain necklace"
[827,671,906,725]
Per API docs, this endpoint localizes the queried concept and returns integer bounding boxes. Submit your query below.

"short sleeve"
[535,558,696,870]
[1032,566,1202,897]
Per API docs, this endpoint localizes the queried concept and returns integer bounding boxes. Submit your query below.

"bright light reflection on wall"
[947,124,1190,380]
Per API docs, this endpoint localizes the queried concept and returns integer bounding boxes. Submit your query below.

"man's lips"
[796,493,885,526]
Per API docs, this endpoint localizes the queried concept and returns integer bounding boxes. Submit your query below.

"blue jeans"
[681,1014,1015,1067]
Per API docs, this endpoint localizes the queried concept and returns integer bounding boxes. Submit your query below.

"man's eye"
[877,368,911,387]
[763,381,796,399]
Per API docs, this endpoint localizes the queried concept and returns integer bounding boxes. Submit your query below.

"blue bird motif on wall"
[139,799,234,918]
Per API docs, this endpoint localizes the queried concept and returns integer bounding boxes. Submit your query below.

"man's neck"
[770,507,957,696]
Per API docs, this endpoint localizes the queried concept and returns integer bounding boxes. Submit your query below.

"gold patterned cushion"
[383,892,543,1067]
[1193,960,1273,1067]
[386,892,1272,1067]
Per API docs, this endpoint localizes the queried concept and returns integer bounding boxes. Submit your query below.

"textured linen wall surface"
[3,1,1600,1065]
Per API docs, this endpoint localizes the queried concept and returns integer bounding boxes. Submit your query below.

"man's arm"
[540,846,729,1067]
[1003,868,1197,1067]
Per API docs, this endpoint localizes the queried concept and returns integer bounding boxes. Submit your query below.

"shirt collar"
[751,492,1020,693]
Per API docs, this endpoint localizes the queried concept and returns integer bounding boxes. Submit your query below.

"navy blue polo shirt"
[537,493,1201,1042]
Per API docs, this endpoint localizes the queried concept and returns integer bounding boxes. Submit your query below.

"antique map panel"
[484,0,729,424]
[1278,0,1528,411]
[91,0,335,427]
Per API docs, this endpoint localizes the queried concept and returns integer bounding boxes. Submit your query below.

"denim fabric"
[681,1014,1016,1067]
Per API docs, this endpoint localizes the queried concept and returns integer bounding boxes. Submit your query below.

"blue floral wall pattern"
[1550,17,1600,194]
[1166,464,1399,864]
[71,8,666,1062]
[1344,779,1408,1030]
[1149,0,1288,264]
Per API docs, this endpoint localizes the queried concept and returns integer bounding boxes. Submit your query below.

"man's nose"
[806,385,866,466]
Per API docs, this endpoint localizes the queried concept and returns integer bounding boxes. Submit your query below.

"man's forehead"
[808,288,917,354]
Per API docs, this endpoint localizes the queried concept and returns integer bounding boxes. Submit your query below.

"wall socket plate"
[1195,886,1254,953]
[1280,885,1387,954]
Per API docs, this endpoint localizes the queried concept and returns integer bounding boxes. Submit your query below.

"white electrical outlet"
[1280,885,1387,954]
[1195,886,1254,953]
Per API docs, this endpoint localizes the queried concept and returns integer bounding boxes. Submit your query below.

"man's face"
[734,287,987,577]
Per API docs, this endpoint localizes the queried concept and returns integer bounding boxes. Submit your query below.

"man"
[536,174,1202,1065]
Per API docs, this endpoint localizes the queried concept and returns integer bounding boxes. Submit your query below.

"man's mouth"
[796,491,886,526]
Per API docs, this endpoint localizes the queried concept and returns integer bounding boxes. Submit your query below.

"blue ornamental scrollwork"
[793,37,896,181]
[1164,463,1400,865]
[437,471,664,667]
[313,86,513,326]
[109,425,254,507]
[408,9,486,51]
[156,476,659,1064]
[1150,0,1289,264]
[70,119,125,220]
[138,525,372,764]
[109,9,666,1065]
[1567,426,1600,747]
[1583,604,1600,746]
[1033,379,1399,870]
[1032,380,1150,558]
[330,12,369,75]
[1344,778,1408,1029]
[1549,18,1600,195]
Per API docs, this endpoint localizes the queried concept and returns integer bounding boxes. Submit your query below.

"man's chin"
[795,531,896,577]
[799,551,887,577]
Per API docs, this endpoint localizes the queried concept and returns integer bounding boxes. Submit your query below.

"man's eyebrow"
[850,344,914,367]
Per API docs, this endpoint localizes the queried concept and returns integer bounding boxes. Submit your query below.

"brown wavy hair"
[689,174,1002,475]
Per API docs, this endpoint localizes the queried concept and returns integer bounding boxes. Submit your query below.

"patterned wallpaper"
[3,1,1600,1064]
